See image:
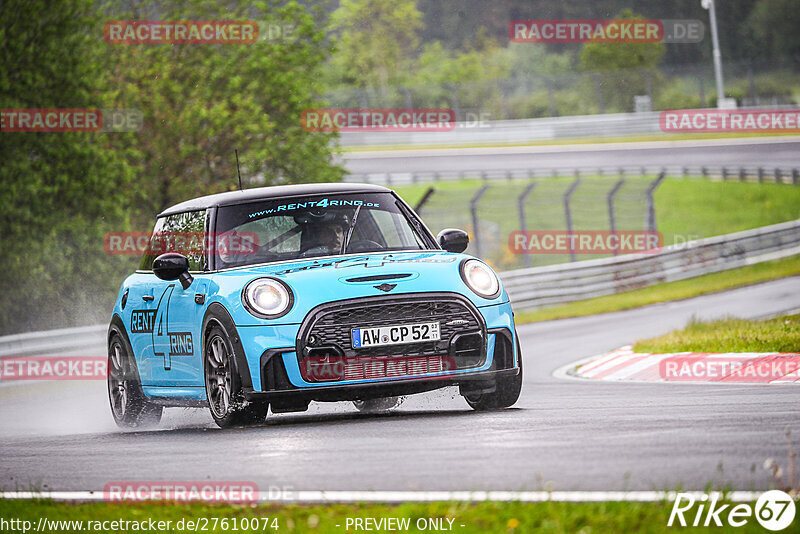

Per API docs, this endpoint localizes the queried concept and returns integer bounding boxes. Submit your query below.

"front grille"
[296,293,486,379]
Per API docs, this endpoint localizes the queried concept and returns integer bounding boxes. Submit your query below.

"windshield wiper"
[340,204,362,254]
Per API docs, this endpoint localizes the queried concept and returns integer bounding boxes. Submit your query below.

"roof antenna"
[235,148,243,191]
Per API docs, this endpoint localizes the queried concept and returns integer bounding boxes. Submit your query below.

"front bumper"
[236,293,518,396]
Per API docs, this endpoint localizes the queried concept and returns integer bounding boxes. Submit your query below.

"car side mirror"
[437,229,469,253]
[153,253,193,289]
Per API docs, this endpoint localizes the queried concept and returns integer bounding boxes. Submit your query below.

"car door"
[138,210,208,387]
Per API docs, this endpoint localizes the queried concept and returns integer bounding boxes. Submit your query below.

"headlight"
[460,259,500,299]
[242,278,293,319]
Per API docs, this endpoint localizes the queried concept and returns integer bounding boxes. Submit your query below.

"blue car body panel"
[110,165,521,410]
[113,249,517,397]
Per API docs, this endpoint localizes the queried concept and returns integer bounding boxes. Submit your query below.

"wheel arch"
[202,303,254,391]
[107,314,142,377]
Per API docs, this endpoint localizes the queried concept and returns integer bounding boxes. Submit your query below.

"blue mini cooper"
[107,183,522,428]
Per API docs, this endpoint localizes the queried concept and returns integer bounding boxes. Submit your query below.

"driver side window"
[139,210,207,271]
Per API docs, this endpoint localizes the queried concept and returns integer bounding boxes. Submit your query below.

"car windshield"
[213,192,430,269]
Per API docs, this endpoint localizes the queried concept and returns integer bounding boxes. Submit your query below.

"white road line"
[580,354,641,378]
[603,354,665,381]
[0,490,763,503]
[554,348,800,386]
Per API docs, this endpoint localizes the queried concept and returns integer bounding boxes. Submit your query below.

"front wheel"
[204,325,268,428]
[107,333,163,428]
[464,347,523,411]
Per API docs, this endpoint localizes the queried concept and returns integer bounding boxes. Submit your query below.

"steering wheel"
[346,240,384,253]
[300,246,333,258]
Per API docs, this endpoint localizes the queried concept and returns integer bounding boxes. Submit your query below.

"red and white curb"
[554,346,800,385]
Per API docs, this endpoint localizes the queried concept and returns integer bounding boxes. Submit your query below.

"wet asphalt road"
[1,276,798,493]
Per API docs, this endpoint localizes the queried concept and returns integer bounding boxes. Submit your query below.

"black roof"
[158,183,391,217]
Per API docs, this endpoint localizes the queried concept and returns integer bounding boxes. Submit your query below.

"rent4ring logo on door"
[131,285,194,368]
[668,491,796,530]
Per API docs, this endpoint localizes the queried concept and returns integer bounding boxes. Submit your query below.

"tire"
[353,396,403,413]
[204,325,268,428]
[464,346,523,411]
[107,332,163,429]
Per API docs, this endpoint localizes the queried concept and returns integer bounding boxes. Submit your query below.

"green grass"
[396,177,800,271]
[514,255,800,324]
[633,314,800,354]
[341,132,800,152]
[0,499,777,533]
[655,179,800,242]
[395,178,800,249]
[391,177,800,322]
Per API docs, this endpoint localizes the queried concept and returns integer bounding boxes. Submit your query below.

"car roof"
[158,183,392,217]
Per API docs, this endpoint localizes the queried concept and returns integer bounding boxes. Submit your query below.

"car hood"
[207,250,508,325]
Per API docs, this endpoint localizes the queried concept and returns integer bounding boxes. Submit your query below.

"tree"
[103,0,343,220]
[0,0,343,334]
[0,0,136,334]
[579,11,665,112]
[746,0,800,64]
[327,0,423,99]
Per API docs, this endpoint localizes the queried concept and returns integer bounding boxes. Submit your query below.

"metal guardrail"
[339,112,663,147]
[338,109,800,147]
[0,325,107,358]
[2,219,798,352]
[499,218,800,310]
[346,165,800,186]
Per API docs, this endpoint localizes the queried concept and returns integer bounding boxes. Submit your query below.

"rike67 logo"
[668,491,796,530]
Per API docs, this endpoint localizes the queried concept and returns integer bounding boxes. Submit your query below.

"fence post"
[415,187,436,212]
[774,168,782,184]
[721,167,728,181]
[400,86,413,108]
[564,177,582,262]
[592,74,605,114]
[758,167,764,183]
[646,171,666,232]
[446,83,461,119]
[698,76,706,108]
[518,182,537,268]
[547,81,558,117]
[739,168,746,182]
[793,169,799,185]
[470,185,490,258]
[607,179,626,255]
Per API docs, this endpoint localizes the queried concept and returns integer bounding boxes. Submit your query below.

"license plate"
[351,322,440,349]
